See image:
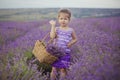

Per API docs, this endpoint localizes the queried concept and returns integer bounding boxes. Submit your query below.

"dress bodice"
[54,27,73,53]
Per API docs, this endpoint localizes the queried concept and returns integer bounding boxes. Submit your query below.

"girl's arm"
[49,20,56,39]
[67,29,77,48]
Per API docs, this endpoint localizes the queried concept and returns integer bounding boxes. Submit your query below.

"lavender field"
[0,9,120,80]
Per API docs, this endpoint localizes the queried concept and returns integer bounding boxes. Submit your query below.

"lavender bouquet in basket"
[46,44,66,58]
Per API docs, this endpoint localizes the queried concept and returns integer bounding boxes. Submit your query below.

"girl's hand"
[49,20,56,26]
[67,43,72,48]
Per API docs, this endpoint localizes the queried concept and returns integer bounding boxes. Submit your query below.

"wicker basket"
[32,34,58,64]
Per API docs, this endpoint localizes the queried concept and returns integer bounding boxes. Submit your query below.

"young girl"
[49,9,77,80]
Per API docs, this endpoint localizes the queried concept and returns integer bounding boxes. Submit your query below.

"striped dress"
[52,27,73,68]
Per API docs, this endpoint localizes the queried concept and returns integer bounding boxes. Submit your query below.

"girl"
[49,9,77,80]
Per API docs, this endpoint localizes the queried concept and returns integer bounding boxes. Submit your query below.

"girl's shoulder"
[68,27,74,32]
[55,27,59,32]
[68,27,74,31]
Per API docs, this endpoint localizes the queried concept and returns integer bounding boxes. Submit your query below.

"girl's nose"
[62,20,65,22]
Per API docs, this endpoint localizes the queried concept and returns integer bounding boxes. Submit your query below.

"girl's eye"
[64,18,67,20]
[60,18,67,20]
[59,18,63,20]
[61,18,63,20]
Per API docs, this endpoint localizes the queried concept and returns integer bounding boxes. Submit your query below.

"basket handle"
[41,33,53,44]
[41,32,50,41]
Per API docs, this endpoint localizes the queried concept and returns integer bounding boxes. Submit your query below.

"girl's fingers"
[49,20,56,25]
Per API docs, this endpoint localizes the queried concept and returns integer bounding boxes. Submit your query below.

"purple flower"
[46,44,66,58]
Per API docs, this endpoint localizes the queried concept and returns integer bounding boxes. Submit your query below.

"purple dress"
[52,27,73,68]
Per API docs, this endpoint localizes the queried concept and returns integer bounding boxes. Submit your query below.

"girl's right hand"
[49,20,56,26]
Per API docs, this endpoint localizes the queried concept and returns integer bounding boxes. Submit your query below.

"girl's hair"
[58,9,71,20]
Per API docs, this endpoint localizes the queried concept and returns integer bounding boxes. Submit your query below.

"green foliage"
[35,60,52,75]
[24,50,34,60]
[0,52,45,80]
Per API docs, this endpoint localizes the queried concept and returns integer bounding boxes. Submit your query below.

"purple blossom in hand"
[46,44,66,58]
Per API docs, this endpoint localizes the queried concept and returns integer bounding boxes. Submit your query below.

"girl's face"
[58,13,70,27]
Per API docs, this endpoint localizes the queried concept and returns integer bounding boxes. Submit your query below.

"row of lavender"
[0,17,120,80]
[0,20,50,80]
[0,20,48,46]
[67,17,120,80]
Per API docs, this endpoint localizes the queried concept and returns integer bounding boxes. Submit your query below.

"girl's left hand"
[67,43,71,48]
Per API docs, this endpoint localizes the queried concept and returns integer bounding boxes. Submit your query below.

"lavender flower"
[46,44,66,58]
